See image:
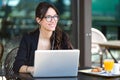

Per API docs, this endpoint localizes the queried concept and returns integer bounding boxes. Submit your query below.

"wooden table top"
[93,40,120,49]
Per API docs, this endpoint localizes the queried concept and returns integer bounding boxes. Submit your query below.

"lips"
[49,24,56,28]
[51,24,54,27]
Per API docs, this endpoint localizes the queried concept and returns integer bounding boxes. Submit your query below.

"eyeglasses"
[44,15,59,22]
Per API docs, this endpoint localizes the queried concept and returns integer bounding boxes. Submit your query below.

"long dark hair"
[35,2,73,49]
[35,2,59,19]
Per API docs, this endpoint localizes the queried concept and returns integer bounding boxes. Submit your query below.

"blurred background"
[0,0,120,66]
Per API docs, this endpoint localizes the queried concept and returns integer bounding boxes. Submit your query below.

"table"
[8,69,120,80]
[2,67,118,80]
[96,40,120,66]
[97,40,120,49]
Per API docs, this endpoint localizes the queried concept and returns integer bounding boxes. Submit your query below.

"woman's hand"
[27,66,34,73]
[19,65,34,73]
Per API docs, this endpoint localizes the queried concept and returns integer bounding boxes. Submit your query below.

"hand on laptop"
[27,66,34,73]
[19,65,34,73]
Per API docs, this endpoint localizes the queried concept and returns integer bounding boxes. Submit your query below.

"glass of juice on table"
[103,59,114,75]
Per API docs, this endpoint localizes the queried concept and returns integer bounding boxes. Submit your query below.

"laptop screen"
[32,49,80,77]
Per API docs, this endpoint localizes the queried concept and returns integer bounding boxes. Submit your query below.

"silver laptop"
[31,49,80,78]
[34,77,78,80]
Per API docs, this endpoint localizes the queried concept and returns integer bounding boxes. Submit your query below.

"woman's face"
[39,7,59,32]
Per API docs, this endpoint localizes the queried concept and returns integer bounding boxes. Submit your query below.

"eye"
[44,15,59,22]
[45,15,51,18]
[53,16,59,20]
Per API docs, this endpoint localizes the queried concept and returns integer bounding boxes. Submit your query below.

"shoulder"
[29,28,39,35]
[23,28,39,37]
[21,28,39,41]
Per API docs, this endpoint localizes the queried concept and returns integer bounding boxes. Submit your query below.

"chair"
[91,28,108,67]
[0,43,4,63]
[0,43,4,70]
[0,43,4,80]
[91,28,118,67]
[4,47,19,79]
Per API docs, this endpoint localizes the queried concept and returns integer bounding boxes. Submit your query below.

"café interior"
[0,0,120,79]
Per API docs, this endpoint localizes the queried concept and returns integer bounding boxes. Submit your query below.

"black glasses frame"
[44,15,59,22]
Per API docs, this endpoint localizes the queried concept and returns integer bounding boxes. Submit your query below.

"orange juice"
[104,59,114,72]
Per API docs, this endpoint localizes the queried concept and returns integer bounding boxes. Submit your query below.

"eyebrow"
[45,14,58,16]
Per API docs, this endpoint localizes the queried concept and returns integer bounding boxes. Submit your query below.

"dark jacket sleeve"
[13,34,30,73]
[13,29,39,73]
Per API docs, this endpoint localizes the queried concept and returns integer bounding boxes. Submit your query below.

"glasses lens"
[53,16,59,21]
[44,15,59,22]
[45,16,51,22]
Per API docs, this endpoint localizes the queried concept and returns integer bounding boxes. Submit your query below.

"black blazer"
[13,28,73,73]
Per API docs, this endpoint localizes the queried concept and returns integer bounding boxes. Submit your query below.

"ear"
[36,17,41,24]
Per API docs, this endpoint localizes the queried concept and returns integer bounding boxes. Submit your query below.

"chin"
[51,29,55,31]
[50,28,56,31]
[47,27,56,31]
[47,29,55,32]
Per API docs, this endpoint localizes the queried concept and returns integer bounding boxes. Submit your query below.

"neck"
[40,29,53,39]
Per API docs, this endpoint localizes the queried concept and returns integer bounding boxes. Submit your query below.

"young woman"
[13,2,73,73]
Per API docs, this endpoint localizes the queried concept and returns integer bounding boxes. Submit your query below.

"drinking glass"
[103,59,114,75]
